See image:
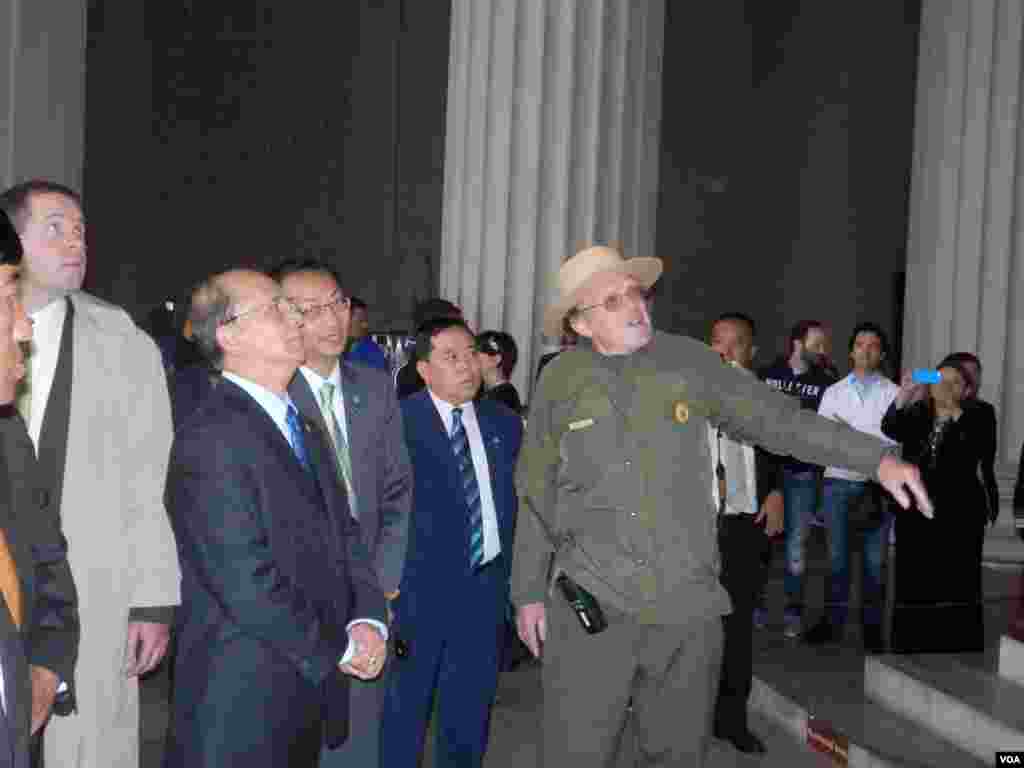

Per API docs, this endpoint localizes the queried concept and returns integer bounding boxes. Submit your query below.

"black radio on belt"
[556,573,608,635]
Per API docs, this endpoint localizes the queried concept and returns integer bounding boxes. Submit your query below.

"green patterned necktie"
[318,380,357,518]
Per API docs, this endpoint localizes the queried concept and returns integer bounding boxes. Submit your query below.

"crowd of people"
[0,178,1004,767]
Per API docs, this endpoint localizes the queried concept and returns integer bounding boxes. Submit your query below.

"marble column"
[904,0,1024,470]
[439,0,665,399]
[0,0,87,191]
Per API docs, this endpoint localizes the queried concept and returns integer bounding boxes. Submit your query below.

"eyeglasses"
[221,295,303,326]
[575,285,652,315]
[298,293,350,320]
[433,347,479,367]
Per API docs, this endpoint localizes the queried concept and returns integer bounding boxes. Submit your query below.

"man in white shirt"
[380,317,522,768]
[707,313,783,755]
[809,322,900,650]
[275,259,412,768]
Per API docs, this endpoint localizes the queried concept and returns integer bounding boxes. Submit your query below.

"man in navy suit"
[381,317,522,768]
[165,270,387,768]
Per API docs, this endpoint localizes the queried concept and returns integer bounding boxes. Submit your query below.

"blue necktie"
[451,408,484,568]
[286,404,312,473]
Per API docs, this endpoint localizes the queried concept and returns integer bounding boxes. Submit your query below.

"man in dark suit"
[164,270,387,768]
[381,317,522,768]
[275,259,412,768]
[0,212,78,767]
[0,227,33,768]
[707,313,782,755]
[0,215,79,768]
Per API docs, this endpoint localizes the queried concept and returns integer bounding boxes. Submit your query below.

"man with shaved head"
[165,270,386,768]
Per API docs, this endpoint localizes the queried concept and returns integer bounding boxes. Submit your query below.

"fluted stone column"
[0,0,87,191]
[440,0,665,399]
[904,0,1024,471]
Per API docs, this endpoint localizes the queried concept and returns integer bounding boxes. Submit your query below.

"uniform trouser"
[714,514,768,737]
[541,594,724,767]
[319,670,386,768]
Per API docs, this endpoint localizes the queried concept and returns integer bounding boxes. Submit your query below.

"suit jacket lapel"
[220,380,322,508]
[289,373,329,436]
[338,363,367,473]
[36,297,74,521]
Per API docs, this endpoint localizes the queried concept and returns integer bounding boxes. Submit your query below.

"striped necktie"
[286,404,312,473]
[318,381,357,518]
[451,407,484,568]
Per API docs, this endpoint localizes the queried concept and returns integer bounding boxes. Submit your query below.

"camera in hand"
[556,572,607,635]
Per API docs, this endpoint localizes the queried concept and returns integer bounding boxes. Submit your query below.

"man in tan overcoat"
[0,180,180,768]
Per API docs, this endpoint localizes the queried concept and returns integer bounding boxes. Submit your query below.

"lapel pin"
[673,400,690,425]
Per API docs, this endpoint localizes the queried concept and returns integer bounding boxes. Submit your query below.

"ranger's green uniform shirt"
[512,331,891,625]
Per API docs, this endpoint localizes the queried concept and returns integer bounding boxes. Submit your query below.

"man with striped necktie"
[380,317,522,768]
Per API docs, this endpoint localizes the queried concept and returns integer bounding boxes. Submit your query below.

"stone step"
[1000,635,1024,687]
[708,711,836,767]
[750,636,983,767]
[751,675,984,767]
[865,653,1024,762]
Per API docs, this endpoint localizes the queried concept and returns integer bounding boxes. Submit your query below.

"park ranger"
[513,246,933,767]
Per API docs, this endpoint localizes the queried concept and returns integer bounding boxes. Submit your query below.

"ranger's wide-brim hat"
[543,246,662,338]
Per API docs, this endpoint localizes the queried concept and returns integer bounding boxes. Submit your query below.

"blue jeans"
[821,478,893,629]
[782,470,820,614]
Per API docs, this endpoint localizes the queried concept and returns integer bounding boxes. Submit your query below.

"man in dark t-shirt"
[758,320,837,638]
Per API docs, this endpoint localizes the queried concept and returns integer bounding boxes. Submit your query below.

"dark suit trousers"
[319,674,385,768]
[713,514,768,736]
[165,651,323,768]
[380,560,506,768]
[541,596,723,767]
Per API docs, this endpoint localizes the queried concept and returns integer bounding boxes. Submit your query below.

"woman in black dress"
[881,362,988,653]
[476,330,523,414]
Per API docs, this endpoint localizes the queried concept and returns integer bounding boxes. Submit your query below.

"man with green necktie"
[275,259,412,768]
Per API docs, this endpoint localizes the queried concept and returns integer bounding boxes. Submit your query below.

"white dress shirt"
[708,424,758,516]
[298,364,351,445]
[25,298,68,449]
[818,372,900,482]
[222,372,385,663]
[427,392,502,565]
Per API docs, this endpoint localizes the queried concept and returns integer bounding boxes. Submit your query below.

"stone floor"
[136,523,1024,767]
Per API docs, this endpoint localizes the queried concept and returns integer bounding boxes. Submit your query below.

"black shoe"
[863,624,885,654]
[802,619,838,645]
[714,727,767,754]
